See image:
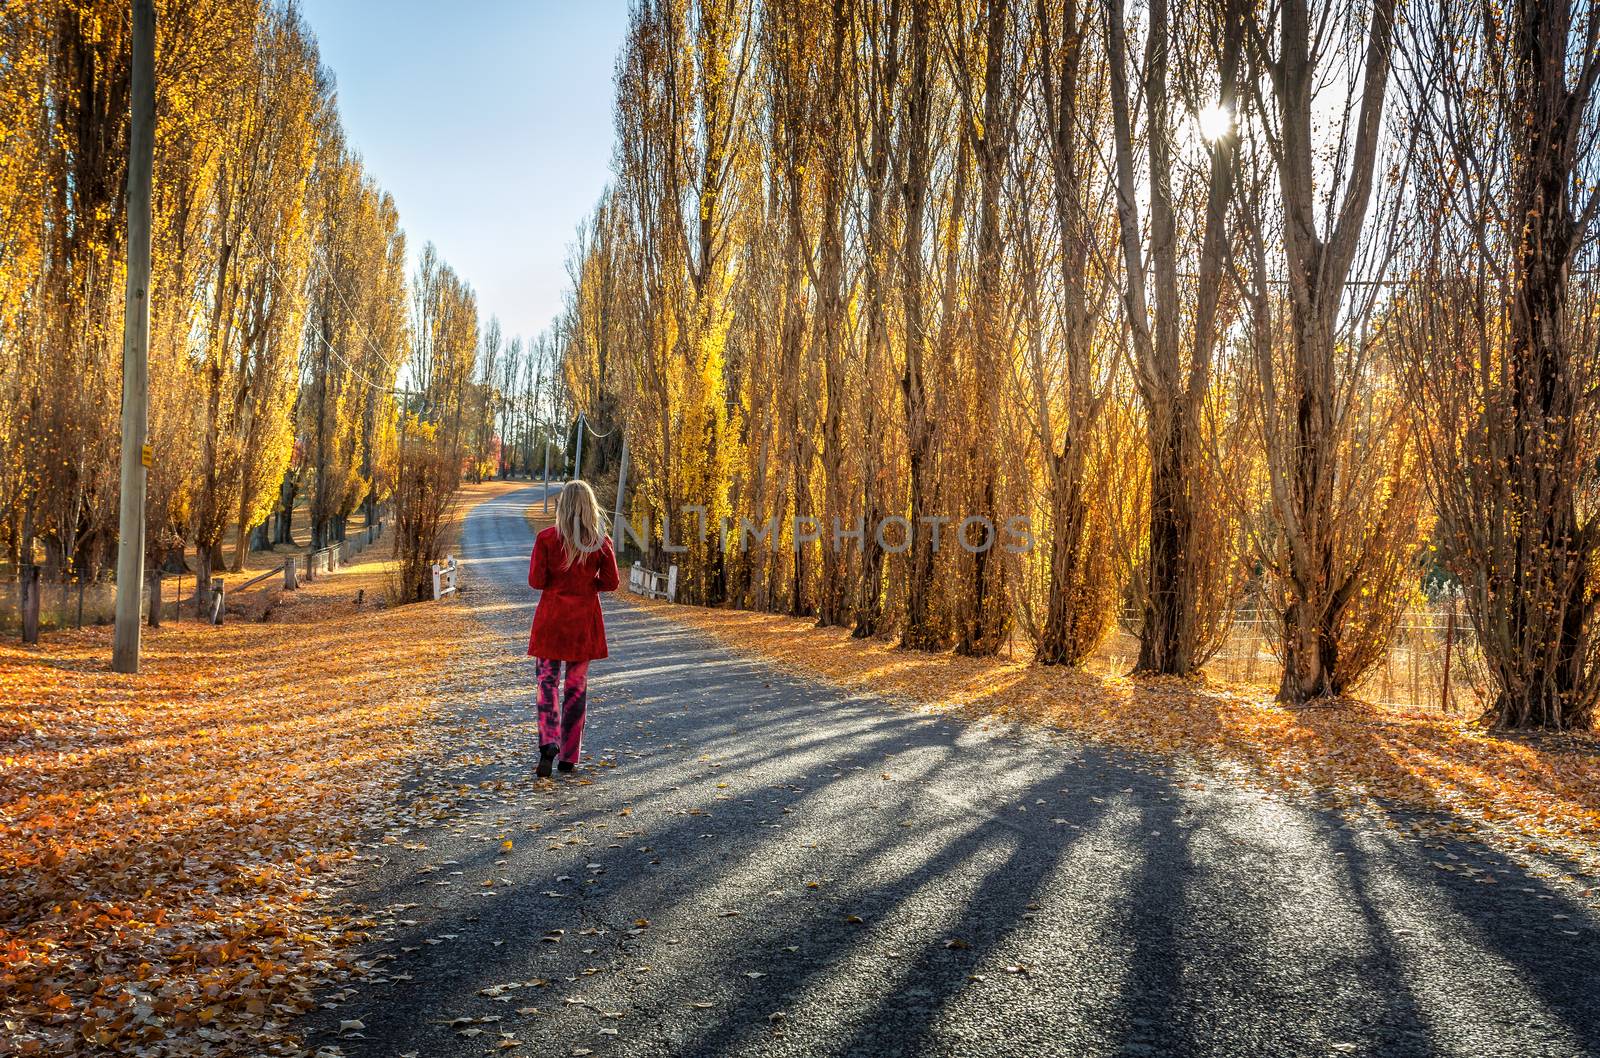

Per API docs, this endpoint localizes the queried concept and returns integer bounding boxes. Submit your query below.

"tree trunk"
[1488,0,1594,729]
[21,565,40,644]
[312,307,332,555]
[1136,404,1193,674]
[1030,0,1114,666]
[194,540,213,618]
[899,0,947,651]
[1251,0,1396,702]
[230,482,252,572]
[851,0,899,640]
[1037,449,1094,665]
[956,0,1013,658]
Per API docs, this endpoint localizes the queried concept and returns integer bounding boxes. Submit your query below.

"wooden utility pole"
[542,435,551,512]
[573,412,586,481]
[112,0,157,673]
[612,427,629,553]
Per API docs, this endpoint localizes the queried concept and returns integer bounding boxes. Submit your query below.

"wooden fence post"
[147,569,161,627]
[1441,596,1457,714]
[21,565,40,644]
[209,577,225,625]
[284,556,298,591]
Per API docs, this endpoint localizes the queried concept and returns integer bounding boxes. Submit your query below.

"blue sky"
[300,0,630,345]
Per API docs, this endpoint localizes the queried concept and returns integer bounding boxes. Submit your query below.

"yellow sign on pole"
[140,444,152,468]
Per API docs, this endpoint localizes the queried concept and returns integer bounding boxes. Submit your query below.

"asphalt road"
[304,484,1600,1058]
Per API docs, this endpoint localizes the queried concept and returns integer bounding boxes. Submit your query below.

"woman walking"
[528,480,620,778]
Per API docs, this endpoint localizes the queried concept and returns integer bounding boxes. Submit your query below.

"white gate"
[431,556,459,600]
[628,561,678,602]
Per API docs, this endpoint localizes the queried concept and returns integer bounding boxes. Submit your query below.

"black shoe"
[536,744,557,779]
[557,761,575,774]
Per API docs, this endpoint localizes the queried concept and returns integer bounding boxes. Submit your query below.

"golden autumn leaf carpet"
[627,598,1600,886]
[0,483,523,1057]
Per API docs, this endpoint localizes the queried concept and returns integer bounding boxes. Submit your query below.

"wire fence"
[1091,601,1487,715]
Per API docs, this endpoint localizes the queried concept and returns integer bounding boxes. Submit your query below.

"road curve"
[305,484,1600,1058]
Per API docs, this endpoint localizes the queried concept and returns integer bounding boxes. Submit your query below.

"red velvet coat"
[527,526,620,662]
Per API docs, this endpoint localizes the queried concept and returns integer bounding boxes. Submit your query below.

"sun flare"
[1196,101,1233,142]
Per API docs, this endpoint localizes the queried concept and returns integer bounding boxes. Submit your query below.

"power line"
[241,213,403,396]
[310,245,405,379]
[301,299,390,393]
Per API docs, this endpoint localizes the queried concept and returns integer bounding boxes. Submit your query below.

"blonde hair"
[555,479,606,568]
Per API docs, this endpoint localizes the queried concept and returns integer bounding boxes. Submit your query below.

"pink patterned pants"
[535,658,590,765]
